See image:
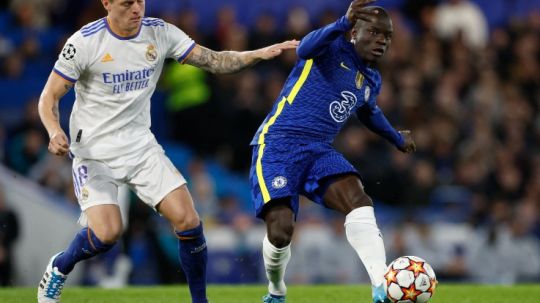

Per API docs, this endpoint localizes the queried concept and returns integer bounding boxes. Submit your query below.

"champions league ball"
[384,256,437,303]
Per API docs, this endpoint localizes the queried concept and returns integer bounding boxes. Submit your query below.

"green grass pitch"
[1,284,539,302]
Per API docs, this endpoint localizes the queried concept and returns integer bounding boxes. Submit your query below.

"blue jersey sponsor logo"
[329,91,357,123]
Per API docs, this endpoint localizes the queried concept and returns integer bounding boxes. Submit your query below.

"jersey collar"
[105,17,142,40]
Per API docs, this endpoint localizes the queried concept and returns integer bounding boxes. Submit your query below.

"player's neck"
[106,17,140,37]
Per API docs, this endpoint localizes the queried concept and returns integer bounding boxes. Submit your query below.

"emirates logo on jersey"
[146,44,157,62]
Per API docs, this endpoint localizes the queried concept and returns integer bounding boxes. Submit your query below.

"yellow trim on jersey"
[286,59,313,104]
[254,59,314,203]
[256,144,271,202]
[257,59,313,145]
[256,96,287,202]
[257,96,288,145]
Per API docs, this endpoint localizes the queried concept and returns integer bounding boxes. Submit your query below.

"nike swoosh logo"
[340,62,351,71]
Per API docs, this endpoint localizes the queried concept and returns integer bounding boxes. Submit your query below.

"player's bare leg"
[261,199,295,303]
[38,205,120,303]
[157,185,208,303]
[322,174,390,303]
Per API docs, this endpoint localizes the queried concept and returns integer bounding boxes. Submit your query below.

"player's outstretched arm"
[38,72,72,156]
[357,104,415,153]
[184,40,299,74]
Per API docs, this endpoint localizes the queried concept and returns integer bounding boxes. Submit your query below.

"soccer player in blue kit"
[249,1,416,302]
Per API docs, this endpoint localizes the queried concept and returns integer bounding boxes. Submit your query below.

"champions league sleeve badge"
[61,43,77,60]
[146,44,157,62]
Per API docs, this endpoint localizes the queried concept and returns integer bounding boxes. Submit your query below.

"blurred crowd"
[1,0,540,285]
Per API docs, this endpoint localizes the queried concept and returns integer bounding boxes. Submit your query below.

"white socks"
[262,235,291,296]
[345,206,387,287]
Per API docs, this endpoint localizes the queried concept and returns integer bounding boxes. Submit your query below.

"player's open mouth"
[372,48,385,57]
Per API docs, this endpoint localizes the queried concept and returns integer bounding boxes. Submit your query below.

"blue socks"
[53,227,114,274]
[176,223,208,303]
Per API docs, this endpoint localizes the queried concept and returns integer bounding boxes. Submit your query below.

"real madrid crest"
[355,71,365,89]
[146,44,157,62]
[81,187,89,201]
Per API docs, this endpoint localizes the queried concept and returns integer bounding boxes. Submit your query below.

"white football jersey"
[54,17,195,160]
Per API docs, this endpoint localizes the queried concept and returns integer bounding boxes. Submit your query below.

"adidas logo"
[101,53,114,62]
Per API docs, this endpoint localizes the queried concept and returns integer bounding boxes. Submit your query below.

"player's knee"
[170,211,201,232]
[267,222,294,248]
[92,223,122,244]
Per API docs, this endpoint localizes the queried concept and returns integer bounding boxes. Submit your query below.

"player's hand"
[346,0,379,25]
[48,130,70,156]
[397,130,416,154]
[256,39,300,60]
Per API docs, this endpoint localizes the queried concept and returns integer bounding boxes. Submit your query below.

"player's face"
[103,0,145,34]
[351,15,393,64]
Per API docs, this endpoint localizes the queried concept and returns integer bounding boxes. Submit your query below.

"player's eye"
[368,29,378,36]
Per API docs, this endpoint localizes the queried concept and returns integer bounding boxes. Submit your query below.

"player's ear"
[350,20,361,43]
[101,0,111,11]
[350,29,358,44]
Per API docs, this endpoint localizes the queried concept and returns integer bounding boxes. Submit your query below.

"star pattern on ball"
[384,268,398,286]
[401,284,423,301]
[406,259,426,277]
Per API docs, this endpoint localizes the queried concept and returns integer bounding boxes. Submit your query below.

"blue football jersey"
[251,34,382,145]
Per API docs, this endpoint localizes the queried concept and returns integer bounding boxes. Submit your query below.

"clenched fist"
[48,130,70,156]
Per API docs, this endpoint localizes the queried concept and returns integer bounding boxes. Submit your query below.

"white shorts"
[71,146,186,225]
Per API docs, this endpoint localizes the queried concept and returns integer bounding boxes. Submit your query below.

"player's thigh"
[127,151,195,231]
[322,174,373,214]
[72,157,123,240]
[302,144,366,213]
[157,184,200,232]
[128,150,185,208]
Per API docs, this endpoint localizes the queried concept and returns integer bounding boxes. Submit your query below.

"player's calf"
[175,222,208,303]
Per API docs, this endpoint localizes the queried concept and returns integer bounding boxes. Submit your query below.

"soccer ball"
[383,256,437,303]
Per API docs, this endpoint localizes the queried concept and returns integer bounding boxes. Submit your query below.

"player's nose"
[376,38,388,49]
[132,2,143,14]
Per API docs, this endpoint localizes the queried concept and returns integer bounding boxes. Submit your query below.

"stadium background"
[0,0,539,288]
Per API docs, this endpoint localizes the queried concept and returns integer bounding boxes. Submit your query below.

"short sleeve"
[53,33,87,83]
[164,22,196,63]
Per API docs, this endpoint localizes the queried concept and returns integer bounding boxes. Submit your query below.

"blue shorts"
[249,141,359,219]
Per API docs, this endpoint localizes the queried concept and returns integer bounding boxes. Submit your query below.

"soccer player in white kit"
[36,1,298,302]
